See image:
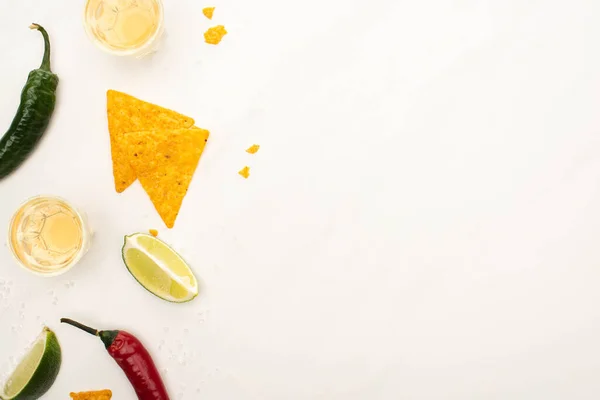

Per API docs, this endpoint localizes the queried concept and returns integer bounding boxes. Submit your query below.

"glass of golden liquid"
[8,196,92,277]
[84,0,164,57]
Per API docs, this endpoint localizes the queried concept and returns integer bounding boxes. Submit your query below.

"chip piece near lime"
[122,233,199,303]
[0,327,61,400]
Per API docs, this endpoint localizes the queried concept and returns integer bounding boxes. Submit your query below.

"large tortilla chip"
[125,128,210,228]
[70,390,112,400]
[107,90,195,193]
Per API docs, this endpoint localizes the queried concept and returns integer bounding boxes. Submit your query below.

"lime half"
[0,327,61,400]
[122,233,199,303]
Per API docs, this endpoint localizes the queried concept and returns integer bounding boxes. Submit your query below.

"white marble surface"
[1,0,600,398]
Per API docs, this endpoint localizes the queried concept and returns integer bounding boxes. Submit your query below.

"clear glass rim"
[83,0,165,57]
[7,195,90,278]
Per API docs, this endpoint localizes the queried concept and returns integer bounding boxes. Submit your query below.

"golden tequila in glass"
[8,196,91,276]
[84,0,164,56]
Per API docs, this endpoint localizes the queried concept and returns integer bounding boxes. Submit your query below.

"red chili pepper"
[61,318,170,400]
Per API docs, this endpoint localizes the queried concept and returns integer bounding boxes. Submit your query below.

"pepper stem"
[60,318,99,336]
[29,23,51,71]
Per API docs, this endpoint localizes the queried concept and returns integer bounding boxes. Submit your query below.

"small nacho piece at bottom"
[125,128,210,228]
[70,389,112,400]
[107,90,195,193]
[149,229,159,237]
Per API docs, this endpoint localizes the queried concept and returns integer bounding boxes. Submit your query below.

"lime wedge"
[122,233,199,303]
[0,327,61,400]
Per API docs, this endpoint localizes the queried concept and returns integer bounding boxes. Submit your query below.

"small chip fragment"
[204,25,227,45]
[246,144,260,154]
[238,166,250,179]
[203,7,215,19]
[149,229,159,237]
[70,390,112,400]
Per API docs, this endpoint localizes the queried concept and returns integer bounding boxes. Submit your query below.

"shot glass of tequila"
[8,196,91,277]
[84,0,164,57]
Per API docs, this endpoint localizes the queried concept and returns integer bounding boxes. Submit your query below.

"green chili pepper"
[0,24,58,180]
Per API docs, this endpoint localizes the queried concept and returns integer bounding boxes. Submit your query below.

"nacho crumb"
[246,144,260,154]
[149,229,159,237]
[204,25,227,45]
[70,389,112,400]
[203,7,215,19]
[238,166,250,179]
